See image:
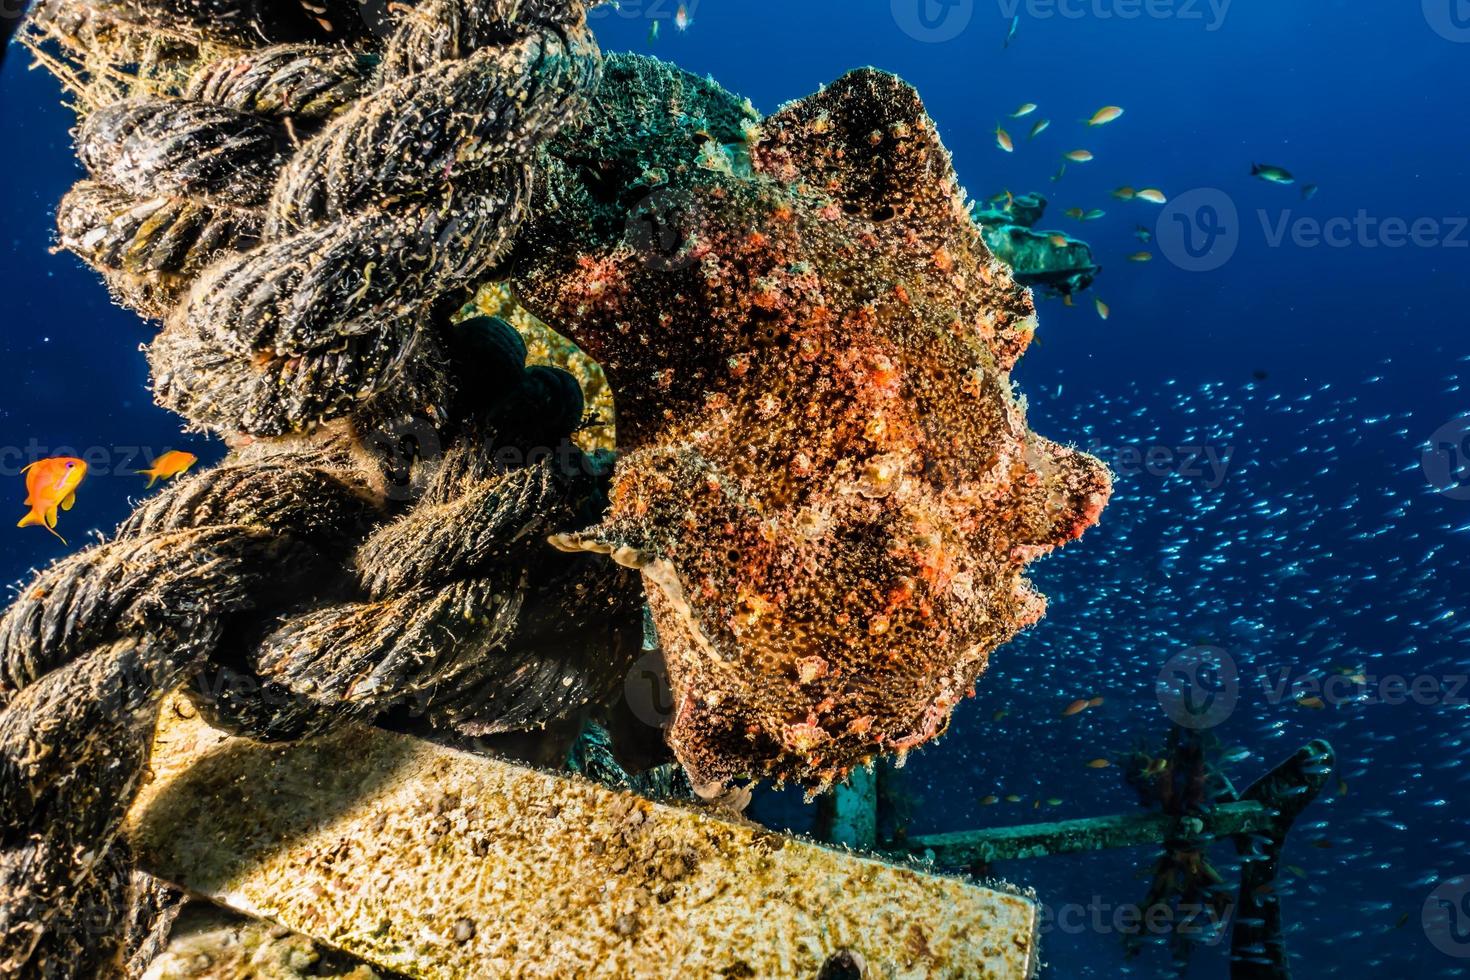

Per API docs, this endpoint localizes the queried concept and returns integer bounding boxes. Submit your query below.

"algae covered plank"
[126,697,1036,979]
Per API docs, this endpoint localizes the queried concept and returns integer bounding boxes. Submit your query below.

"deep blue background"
[3,2,1468,976]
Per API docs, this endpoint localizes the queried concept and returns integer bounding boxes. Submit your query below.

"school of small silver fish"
[875,356,1470,977]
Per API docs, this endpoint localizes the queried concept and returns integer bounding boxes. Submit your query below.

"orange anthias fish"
[138,450,198,488]
[17,456,87,543]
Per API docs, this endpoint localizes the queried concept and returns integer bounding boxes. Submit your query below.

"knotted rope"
[1,1,634,974]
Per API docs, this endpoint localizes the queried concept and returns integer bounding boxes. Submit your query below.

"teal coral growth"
[971,193,1100,297]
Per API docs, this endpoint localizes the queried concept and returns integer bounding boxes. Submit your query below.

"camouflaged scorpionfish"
[515,56,1112,791]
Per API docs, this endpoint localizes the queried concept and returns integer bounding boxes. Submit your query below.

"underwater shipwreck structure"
[0,0,1332,976]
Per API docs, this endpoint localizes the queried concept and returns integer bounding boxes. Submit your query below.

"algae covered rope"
[0,430,380,974]
[0,0,615,968]
[53,0,601,436]
[0,314,640,976]
[248,327,642,738]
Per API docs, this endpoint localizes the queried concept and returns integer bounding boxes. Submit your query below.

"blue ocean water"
[2,2,1467,977]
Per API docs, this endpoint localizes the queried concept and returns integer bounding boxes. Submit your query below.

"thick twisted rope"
[59,0,599,435]
[0,316,640,976]
[1,0,625,973]
[0,431,367,974]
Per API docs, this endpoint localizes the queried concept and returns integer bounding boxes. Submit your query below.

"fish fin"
[19,461,37,474]
[548,526,652,570]
[61,492,76,512]
[17,508,66,544]
[137,470,158,488]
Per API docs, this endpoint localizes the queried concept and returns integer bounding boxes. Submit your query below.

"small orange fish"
[1064,149,1094,163]
[137,450,198,488]
[1095,298,1110,320]
[1128,251,1154,262]
[1061,698,1090,717]
[1135,188,1168,204]
[995,125,1014,153]
[1048,234,1069,247]
[1086,106,1125,127]
[1086,758,1111,769]
[1112,186,1137,200]
[17,456,87,544]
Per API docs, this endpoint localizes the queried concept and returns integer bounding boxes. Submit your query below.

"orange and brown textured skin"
[514,56,1111,790]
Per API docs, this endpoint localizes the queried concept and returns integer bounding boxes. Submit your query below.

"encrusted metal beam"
[1228,739,1334,980]
[814,766,879,851]
[126,697,1039,979]
[898,801,1279,867]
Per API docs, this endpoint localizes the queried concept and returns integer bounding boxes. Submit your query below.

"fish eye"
[64,461,74,468]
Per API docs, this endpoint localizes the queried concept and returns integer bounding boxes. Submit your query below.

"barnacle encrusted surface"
[128,697,1038,978]
[515,56,1112,788]
[141,905,386,979]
